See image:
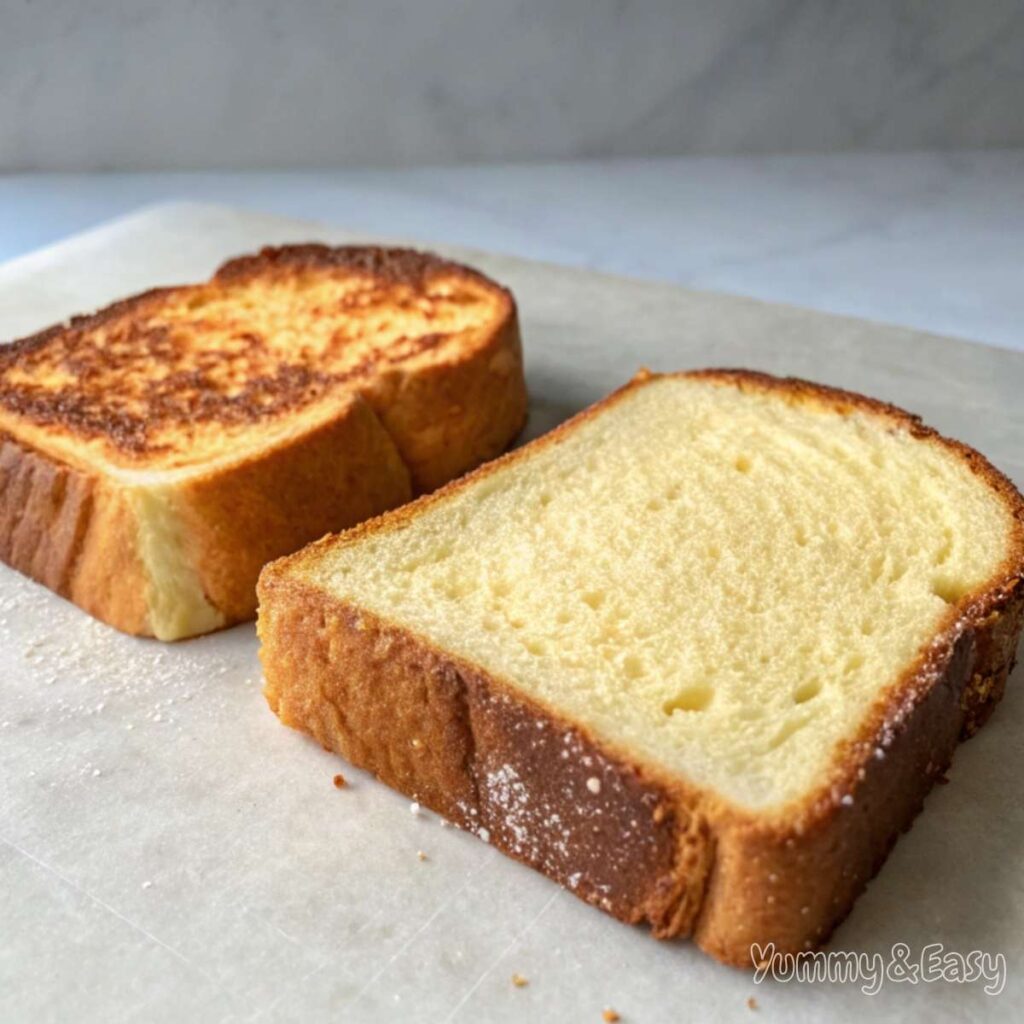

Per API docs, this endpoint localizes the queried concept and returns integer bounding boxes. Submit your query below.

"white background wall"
[3,0,1024,171]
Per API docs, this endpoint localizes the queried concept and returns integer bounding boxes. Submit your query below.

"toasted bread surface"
[0,244,523,486]
[0,245,526,638]
[258,369,1024,964]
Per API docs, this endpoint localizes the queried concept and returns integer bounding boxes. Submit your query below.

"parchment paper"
[1,203,1021,1023]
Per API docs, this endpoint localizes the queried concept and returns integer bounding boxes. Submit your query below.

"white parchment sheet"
[1,204,1021,1023]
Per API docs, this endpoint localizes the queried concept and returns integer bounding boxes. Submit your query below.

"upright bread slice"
[258,370,1024,965]
[0,245,525,639]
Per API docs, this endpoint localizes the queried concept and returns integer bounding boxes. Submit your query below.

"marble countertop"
[2,149,1022,352]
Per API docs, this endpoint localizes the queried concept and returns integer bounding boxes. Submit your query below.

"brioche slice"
[258,370,1024,965]
[0,245,525,640]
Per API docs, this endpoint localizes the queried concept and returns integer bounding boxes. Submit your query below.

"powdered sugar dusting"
[0,570,260,791]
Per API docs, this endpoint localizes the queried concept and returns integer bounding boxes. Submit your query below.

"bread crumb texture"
[313,375,1015,810]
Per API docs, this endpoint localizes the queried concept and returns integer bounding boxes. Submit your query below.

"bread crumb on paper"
[602,1009,621,1022]
[511,973,529,988]
[332,773,346,789]
[417,850,428,861]
[747,996,759,1011]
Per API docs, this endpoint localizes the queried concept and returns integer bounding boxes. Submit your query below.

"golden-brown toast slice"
[257,370,1024,966]
[0,245,526,639]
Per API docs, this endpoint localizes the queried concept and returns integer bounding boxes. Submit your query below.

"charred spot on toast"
[0,246,511,466]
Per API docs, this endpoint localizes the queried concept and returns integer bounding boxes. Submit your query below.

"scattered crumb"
[410,801,421,816]
[586,776,601,794]
[141,881,152,890]
[511,974,529,988]
[417,850,428,861]
[332,773,346,789]
[747,996,759,1011]
[602,1010,620,1022]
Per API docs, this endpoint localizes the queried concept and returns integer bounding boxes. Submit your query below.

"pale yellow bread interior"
[295,374,1018,811]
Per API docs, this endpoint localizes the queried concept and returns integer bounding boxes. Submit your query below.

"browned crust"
[173,392,413,625]
[0,397,414,637]
[257,368,1024,966]
[361,308,526,491]
[0,244,526,638]
[213,243,506,290]
[0,286,176,362]
[210,244,528,492]
[258,577,716,936]
[0,432,150,634]
[0,243,525,486]
[0,245,508,365]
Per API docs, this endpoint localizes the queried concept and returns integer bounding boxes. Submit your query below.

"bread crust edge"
[0,432,150,634]
[173,392,414,628]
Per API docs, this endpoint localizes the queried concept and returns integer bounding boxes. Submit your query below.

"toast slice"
[258,370,1024,965]
[0,245,525,640]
